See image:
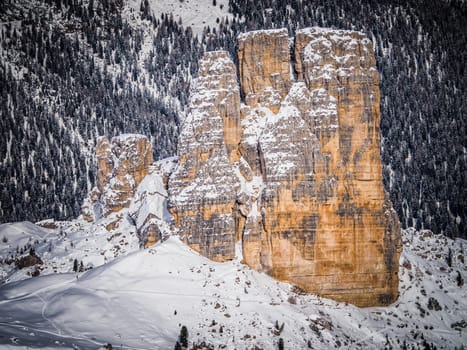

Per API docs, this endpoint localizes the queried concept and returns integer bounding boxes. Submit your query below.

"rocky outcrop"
[81,28,401,306]
[280,28,401,306]
[129,158,176,247]
[82,134,153,223]
[238,29,291,113]
[168,28,401,306]
[15,251,43,269]
[168,51,241,262]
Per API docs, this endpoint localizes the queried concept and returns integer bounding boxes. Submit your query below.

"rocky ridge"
[169,27,401,307]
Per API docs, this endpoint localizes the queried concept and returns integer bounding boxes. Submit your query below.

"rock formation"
[168,51,241,262]
[129,158,176,247]
[238,29,291,113]
[82,134,153,223]
[167,27,402,307]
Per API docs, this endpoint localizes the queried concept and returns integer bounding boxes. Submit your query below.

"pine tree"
[88,0,94,18]
[278,338,284,350]
[446,248,453,267]
[180,325,188,348]
[457,271,464,287]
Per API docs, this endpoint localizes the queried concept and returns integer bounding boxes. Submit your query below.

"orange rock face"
[285,28,401,305]
[238,29,291,113]
[169,28,401,306]
[83,134,153,220]
[168,51,241,262]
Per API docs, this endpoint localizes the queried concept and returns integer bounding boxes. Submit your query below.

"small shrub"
[415,302,426,317]
[32,267,40,277]
[451,320,467,331]
[273,320,285,335]
[291,285,307,295]
[427,297,442,311]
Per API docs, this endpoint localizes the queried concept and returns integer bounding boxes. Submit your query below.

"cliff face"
[168,51,241,262]
[82,134,153,225]
[241,28,401,306]
[168,27,401,306]
[238,29,291,113]
[291,28,401,305]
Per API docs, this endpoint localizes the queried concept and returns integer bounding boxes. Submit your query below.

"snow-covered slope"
[0,229,465,349]
[126,0,232,36]
[0,219,140,285]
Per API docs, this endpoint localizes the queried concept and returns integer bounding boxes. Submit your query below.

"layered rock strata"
[168,28,401,306]
[168,51,241,262]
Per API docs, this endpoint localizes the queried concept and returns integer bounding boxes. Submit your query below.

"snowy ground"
[0,224,465,349]
[127,0,232,36]
[0,217,140,285]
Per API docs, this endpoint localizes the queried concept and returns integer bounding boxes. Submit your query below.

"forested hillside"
[0,0,197,221]
[0,0,465,238]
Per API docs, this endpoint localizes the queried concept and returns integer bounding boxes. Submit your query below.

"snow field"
[0,226,465,349]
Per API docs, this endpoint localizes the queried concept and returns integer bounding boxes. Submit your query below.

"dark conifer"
[180,325,188,348]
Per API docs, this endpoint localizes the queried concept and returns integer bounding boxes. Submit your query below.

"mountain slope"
[128,0,231,36]
[0,229,465,349]
[0,0,191,222]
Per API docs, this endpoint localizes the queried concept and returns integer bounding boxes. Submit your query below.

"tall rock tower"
[168,51,242,262]
[169,28,401,307]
